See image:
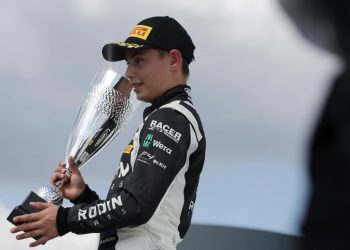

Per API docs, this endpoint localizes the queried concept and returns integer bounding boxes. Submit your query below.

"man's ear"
[169,49,182,71]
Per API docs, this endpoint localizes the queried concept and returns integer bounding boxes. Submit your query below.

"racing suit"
[56,85,206,250]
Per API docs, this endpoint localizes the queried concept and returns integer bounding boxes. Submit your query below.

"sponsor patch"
[123,145,133,154]
[148,120,182,143]
[152,158,167,169]
[117,162,130,178]
[129,25,152,40]
[143,133,153,148]
[137,151,155,164]
[153,140,172,155]
[137,151,167,170]
[78,196,123,221]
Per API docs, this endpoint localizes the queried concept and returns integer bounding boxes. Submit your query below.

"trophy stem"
[55,167,72,188]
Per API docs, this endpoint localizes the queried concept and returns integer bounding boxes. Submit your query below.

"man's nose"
[125,66,135,80]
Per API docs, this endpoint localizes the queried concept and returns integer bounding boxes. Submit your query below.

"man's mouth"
[132,82,142,89]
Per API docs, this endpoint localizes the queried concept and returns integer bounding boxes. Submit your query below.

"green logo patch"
[143,133,153,148]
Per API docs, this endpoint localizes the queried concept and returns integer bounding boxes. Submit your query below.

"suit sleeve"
[56,108,191,235]
[69,184,99,205]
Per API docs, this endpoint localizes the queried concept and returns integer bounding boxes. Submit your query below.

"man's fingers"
[50,163,66,184]
[12,212,38,225]
[68,156,77,170]
[29,236,48,247]
[15,228,42,240]
[54,165,66,174]
[50,173,66,184]
[68,156,80,175]
[30,202,50,210]
[11,221,38,234]
[11,203,50,231]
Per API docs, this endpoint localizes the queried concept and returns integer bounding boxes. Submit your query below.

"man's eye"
[135,58,143,64]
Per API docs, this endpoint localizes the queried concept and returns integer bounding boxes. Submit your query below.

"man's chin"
[135,94,147,102]
[136,95,156,103]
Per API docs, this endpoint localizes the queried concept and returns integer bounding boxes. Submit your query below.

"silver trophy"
[8,68,139,221]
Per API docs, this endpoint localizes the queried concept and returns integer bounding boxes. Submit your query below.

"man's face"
[125,49,171,103]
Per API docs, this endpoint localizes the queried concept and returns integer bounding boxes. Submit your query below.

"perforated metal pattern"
[35,184,63,205]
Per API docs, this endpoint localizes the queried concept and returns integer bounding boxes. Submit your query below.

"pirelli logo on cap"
[129,25,152,40]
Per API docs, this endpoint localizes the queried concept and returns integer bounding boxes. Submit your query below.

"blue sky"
[0,0,341,249]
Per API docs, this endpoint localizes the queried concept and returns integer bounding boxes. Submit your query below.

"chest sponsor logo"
[153,140,172,155]
[142,133,153,148]
[137,151,167,170]
[137,151,154,164]
[123,145,133,154]
[148,120,182,143]
[152,158,167,169]
[117,162,130,178]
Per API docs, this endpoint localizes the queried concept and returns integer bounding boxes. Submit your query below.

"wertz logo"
[129,25,152,40]
[143,133,153,148]
[153,140,172,155]
[123,145,133,154]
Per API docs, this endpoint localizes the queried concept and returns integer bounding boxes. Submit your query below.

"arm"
[57,108,192,235]
[11,108,192,247]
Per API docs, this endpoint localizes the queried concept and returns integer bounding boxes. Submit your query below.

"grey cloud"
[0,0,341,235]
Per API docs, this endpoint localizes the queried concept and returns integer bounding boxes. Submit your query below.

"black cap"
[102,16,195,63]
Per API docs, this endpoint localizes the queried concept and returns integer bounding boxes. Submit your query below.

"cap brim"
[102,43,126,62]
[102,42,153,62]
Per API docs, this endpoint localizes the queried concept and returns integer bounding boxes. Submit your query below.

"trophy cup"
[7,68,139,230]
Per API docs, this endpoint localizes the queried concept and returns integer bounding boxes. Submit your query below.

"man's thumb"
[68,156,79,173]
[30,202,50,210]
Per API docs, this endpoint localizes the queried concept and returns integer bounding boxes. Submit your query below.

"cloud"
[1,203,99,250]
[0,0,342,236]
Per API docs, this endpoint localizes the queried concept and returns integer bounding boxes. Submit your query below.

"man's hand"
[10,202,59,247]
[51,156,86,200]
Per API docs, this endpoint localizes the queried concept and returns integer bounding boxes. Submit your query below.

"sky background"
[0,0,341,249]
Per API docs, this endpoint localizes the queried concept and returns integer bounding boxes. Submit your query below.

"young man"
[10,16,206,250]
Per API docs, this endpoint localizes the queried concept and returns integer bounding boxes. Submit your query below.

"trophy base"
[7,191,47,240]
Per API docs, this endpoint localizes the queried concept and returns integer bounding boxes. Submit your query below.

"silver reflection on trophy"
[35,185,63,205]
[34,69,139,205]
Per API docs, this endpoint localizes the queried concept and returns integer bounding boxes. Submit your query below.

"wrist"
[73,183,86,200]
[70,184,99,205]
[56,206,70,236]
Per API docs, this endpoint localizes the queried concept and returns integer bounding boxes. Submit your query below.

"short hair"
[156,49,190,78]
